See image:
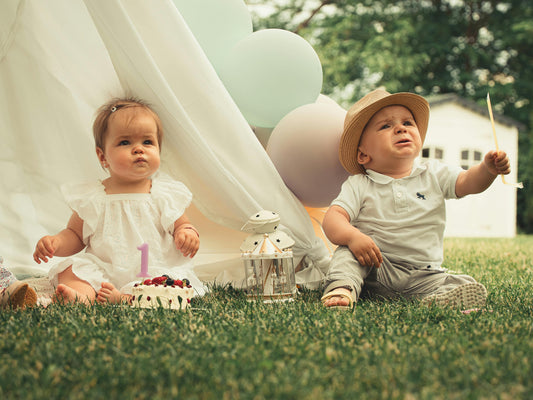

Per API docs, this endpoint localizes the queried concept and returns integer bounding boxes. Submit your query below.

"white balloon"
[267,103,349,207]
[316,94,346,111]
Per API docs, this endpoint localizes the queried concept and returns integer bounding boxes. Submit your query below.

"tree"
[247,0,533,232]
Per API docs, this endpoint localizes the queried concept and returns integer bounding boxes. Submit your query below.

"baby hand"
[347,232,383,268]
[174,227,199,258]
[485,150,511,176]
[33,236,59,264]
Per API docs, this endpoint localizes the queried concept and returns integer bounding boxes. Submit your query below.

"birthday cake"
[131,276,193,310]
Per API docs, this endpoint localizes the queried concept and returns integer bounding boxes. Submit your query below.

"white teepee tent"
[0,0,330,289]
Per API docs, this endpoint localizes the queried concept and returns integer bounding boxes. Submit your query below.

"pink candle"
[136,243,151,277]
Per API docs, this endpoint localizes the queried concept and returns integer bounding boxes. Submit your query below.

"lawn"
[1,237,532,399]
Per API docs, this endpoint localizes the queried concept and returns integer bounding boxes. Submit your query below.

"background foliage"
[247,0,533,232]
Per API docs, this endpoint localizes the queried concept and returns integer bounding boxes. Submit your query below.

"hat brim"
[339,92,430,175]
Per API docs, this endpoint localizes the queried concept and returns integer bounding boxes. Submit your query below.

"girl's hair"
[92,97,163,150]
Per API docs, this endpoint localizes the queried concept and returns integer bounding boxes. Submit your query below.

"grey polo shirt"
[332,159,463,269]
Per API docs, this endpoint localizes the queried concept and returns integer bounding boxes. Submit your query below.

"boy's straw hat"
[339,89,430,174]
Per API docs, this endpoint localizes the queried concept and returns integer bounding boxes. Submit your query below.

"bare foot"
[54,284,91,305]
[322,288,352,308]
[97,282,129,304]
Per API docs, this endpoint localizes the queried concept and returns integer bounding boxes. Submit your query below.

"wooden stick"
[486,93,523,189]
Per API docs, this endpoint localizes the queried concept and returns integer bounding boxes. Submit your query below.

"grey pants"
[324,246,477,301]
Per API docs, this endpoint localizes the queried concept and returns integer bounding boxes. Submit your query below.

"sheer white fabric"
[0,0,330,288]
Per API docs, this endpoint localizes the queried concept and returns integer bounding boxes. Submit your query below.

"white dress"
[48,173,206,296]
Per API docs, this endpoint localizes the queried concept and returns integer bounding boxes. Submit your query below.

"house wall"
[424,102,519,237]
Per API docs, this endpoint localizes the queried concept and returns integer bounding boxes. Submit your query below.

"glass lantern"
[240,211,297,303]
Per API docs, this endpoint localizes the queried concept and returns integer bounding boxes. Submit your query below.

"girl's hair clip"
[110,104,126,113]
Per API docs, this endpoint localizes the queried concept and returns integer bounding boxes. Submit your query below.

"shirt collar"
[365,159,427,184]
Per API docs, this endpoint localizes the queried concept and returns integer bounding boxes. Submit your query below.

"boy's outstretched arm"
[455,150,511,198]
[323,205,383,268]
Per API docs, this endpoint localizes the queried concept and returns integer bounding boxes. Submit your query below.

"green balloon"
[173,0,252,70]
[219,29,323,128]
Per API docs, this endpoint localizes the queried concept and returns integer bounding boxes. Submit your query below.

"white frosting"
[131,285,194,310]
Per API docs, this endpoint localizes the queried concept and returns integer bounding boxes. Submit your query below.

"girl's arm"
[173,214,199,258]
[455,150,511,198]
[33,212,86,263]
[322,205,383,268]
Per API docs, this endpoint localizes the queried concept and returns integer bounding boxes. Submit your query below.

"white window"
[460,149,482,170]
[421,146,444,160]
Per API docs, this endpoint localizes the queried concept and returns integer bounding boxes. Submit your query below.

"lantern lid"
[240,210,295,252]
[241,233,293,258]
[240,230,295,252]
[241,210,280,234]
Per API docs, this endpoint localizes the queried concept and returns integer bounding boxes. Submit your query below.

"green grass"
[1,237,532,399]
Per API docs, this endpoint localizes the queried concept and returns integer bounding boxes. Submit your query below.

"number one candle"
[137,243,151,277]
